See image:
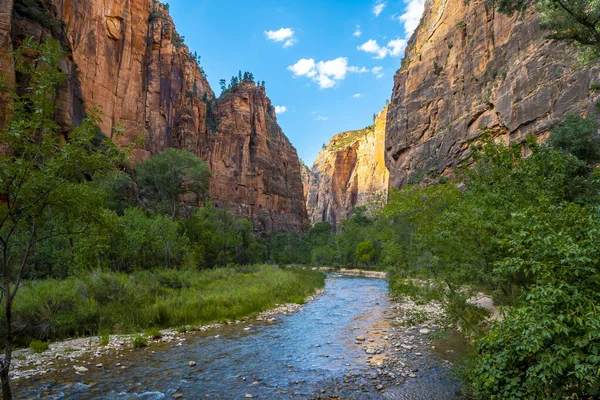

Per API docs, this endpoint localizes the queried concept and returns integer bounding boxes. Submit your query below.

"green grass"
[144,327,163,339]
[3,265,325,348]
[132,334,148,348]
[29,340,49,353]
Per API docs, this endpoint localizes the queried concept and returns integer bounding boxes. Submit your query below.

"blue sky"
[168,0,425,166]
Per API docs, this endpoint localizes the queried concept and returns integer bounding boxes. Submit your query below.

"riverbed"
[13,274,465,399]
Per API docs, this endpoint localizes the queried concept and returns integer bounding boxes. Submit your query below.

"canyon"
[2,0,307,234]
[3,0,600,231]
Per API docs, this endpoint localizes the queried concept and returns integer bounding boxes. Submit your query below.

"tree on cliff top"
[0,38,124,399]
[490,0,600,62]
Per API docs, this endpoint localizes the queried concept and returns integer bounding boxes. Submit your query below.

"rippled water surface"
[15,275,462,399]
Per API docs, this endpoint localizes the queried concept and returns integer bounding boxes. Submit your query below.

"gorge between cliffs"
[1,0,600,399]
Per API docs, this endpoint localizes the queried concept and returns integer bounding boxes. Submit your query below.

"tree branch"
[554,0,600,45]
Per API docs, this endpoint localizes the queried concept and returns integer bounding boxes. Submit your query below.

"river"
[14,274,463,399]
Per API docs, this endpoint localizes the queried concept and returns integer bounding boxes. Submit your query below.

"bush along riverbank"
[2,265,325,352]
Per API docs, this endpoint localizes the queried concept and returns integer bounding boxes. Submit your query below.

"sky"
[168,0,426,166]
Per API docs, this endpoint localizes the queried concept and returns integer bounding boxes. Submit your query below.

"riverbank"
[6,265,325,380]
[316,289,468,398]
[12,274,477,399]
[9,288,325,381]
[317,267,388,279]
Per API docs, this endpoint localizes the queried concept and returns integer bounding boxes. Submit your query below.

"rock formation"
[2,0,307,234]
[208,83,308,234]
[386,0,600,188]
[304,107,389,228]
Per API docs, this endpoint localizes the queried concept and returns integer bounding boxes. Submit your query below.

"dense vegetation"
[5,265,324,348]
[0,39,321,399]
[304,116,600,398]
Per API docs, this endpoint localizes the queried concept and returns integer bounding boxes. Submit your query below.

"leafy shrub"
[132,334,148,348]
[144,327,162,339]
[29,340,49,354]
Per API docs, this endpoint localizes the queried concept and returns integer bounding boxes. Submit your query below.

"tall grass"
[3,265,324,348]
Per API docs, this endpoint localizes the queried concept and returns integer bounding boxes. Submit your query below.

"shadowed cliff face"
[209,83,308,235]
[304,107,389,228]
[386,0,600,188]
[2,0,307,234]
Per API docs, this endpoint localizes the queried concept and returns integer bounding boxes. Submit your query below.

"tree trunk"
[0,366,11,400]
[1,297,12,400]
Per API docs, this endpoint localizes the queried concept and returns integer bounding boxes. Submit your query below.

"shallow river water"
[14,275,462,399]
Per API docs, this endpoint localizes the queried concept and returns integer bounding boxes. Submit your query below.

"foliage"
[0,38,124,398]
[132,334,148,348]
[182,205,260,268]
[136,148,210,220]
[14,0,63,35]
[2,266,324,347]
[356,240,375,264]
[28,340,48,354]
[379,130,600,398]
[219,71,257,95]
[546,114,600,165]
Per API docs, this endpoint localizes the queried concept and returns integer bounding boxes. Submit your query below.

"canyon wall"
[386,0,600,188]
[3,0,307,234]
[304,107,389,228]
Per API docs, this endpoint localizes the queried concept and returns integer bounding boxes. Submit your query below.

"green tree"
[356,240,375,265]
[0,39,124,399]
[135,148,210,220]
[546,114,600,165]
[182,205,256,268]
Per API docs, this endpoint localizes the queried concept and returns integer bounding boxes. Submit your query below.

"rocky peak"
[385,0,600,188]
[208,81,309,235]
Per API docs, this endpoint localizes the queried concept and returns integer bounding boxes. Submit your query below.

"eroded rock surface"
[2,0,307,234]
[386,0,600,188]
[304,107,389,227]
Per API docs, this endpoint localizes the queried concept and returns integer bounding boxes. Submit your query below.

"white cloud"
[348,66,369,73]
[358,38,407,59]
[353,93,361,99]
[264,28,298,48]
[353,25,362,37]
[274,106,287,114]
[287,58,317,78]
[288,57,369,89]
[396,0,426,37]
[371,66,384,79]
[316,116,328,121]
[387,38,407,56]
[373,1,387,17]
[357,39,388,59]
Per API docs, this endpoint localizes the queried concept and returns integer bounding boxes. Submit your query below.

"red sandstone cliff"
[2,0,307,234]
[304,107,389,228]
[386,0,600,188]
